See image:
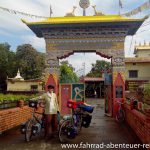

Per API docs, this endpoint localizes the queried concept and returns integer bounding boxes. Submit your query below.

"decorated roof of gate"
[22,15,146,38]
[22,15,145,25]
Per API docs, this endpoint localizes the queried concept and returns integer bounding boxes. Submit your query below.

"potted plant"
[142,84,150,116]
[136,86,144,103]
[143,103,150,117]
[143,84,150,105]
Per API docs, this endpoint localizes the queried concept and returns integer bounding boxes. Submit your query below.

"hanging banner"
[0,6,48,19]
[122,0,150,17]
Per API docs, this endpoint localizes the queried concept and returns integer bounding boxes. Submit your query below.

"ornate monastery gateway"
[23,1,145,117]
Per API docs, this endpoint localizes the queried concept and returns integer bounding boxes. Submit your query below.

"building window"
[129,70,138,78]
[116,86,123,98]
[133,63,136,65]
[31,85,38,91]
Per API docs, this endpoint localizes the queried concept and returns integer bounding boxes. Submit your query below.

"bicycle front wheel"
[116,110,125,123]
[25,119,34,142]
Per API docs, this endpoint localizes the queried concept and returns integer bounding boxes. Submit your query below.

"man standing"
[31,85,59,139]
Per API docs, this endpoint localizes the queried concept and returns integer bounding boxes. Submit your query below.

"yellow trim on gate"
[22,15,145,25]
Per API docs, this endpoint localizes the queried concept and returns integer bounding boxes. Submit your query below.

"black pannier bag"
[29,100,38,108]
[79,104,94,113]
[82,114,92,128]
[66,125,77,139]
[20,123,26,134]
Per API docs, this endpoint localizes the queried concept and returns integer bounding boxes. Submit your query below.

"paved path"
[0,99,144,150]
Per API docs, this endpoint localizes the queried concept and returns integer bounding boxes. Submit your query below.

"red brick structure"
[124,104,150,145]
[0,106,32,132]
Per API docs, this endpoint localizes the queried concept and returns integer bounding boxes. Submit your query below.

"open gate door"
[59,84,72,115]
[59,83,85,115]
[104,73,113,117]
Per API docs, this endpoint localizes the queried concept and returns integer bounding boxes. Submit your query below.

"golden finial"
[92,5,105,16]
[65,6,77,17]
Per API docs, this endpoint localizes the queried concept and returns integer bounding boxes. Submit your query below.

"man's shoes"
[44,136,49,142]
[44,132,58,142]
[44,134,52,141]
[52,134,58,138]
[52,132,58,138]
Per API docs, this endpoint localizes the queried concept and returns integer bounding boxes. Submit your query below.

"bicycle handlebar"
[38,102,45,108]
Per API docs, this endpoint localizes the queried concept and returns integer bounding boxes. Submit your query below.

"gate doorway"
[83,77,104,98]
[59,52,111,115]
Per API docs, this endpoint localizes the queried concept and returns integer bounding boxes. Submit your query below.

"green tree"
[15,44,45,80]
[0,43,16,91]
[60,61,79,83]
[87,60,111,77]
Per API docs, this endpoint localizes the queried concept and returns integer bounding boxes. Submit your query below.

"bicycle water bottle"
[57,111,61,123]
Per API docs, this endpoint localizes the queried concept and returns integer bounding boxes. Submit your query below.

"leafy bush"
[143,83,150,104]
[0,94,39,102]
[143,83,150,105]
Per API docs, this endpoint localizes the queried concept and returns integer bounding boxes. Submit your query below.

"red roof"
[83,77,104,82]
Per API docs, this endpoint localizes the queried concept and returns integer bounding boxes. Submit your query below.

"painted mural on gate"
[59,83,85,115]
[72,84,85,102]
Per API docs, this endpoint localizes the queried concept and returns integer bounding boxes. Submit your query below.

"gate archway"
[23,15,145,117]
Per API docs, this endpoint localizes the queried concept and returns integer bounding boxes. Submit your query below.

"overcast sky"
[0,0,150,75]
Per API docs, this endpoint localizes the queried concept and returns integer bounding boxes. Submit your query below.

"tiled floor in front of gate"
[0,99,144,150]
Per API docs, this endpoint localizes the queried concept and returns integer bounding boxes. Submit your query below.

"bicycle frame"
[58,102,93,143]
[31,108,44,127]
[71,107,82,125]
[118,101,124,112]
[116,101,125,123]
[23,104,45,142]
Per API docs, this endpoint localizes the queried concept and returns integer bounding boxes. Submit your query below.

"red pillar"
[112,73,125,117]
[45,74,59,95]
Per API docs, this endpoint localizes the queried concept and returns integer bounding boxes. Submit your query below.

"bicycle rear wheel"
[59,119,72,143]
[76,114,82,134]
